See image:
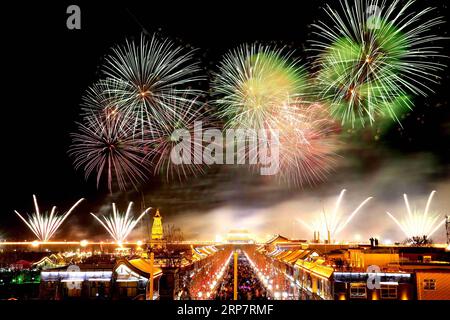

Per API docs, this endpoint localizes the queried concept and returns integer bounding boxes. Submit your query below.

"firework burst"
[101,33,203,135]
[144,94,215,181]
[273,102,340,187]
[80,79,126,117]
[213,44,339,186]
[386,190,446,240]
[297,189,372,241]
[69,110,150,192]
[90,202,150,244]
[212,44,311,130]
[311,0,446,127]
[241,100,340,187]
[14,195,84,242]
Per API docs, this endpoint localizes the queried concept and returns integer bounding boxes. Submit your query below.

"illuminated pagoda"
[151,209,163,240]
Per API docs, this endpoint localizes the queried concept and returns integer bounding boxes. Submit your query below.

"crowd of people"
[215,252,267,300]
[179,248,231,300]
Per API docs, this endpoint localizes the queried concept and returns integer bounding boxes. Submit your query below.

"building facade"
[250,239,450,300]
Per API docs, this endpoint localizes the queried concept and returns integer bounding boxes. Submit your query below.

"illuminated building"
[33,254,67,270]
[226,229,254,244]
[39,264,114,299]
[247,236,450,300]
[1,234,449,300]
[114,259,162,299]
[414,269,450,300]
[35,244,223,300]
[151,209,164,240]
[397,247,450,300]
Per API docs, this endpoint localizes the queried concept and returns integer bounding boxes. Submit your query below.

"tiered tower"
[151,209,163,240]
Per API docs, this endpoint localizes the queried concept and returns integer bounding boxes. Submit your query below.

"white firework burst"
[90,202,150,243]
[102,33,204,135]
[386,190,446,240]
[14,195,84,242]
[69,110,151,192]
[297,189,372,241]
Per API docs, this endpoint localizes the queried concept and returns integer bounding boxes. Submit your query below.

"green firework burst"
[311,0,446,127]
[212,44,311,129]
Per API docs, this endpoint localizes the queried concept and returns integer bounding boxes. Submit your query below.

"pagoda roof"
[265,234,290,245]
[295,258,334,279]
[114,258,162,278]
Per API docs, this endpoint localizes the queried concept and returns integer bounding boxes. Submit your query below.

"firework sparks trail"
[297,189,372,241]
[14,195,84,242]
[90,202,150,244]
[310,0,446,127]
[386,190,446,239]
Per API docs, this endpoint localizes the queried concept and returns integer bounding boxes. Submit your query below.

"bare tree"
[164,224,184,243]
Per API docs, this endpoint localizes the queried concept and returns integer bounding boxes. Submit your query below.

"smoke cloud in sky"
[162,153,449,243]
[27,139,449,244]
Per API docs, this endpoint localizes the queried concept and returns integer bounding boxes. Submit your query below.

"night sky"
[2,1,449,241]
